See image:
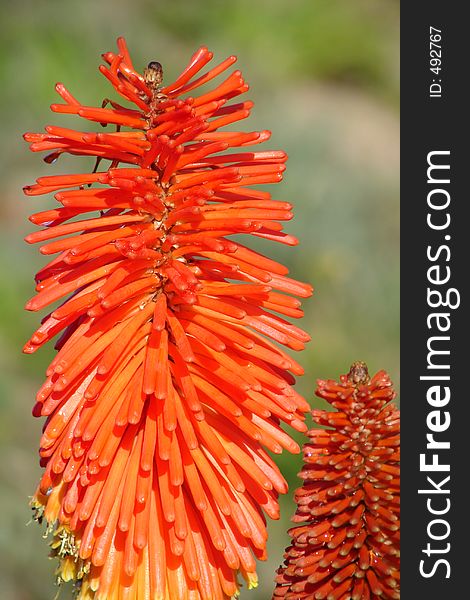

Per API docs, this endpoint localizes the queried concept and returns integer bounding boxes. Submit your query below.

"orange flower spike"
[273,362,400,600]
[25,38,313,599]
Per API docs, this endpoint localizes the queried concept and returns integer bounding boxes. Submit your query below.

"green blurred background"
[0,1,399,598]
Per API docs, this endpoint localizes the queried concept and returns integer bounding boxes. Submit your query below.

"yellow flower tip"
[43,483,66,524]
[56,556,77,582]
[49,524,91,592]
[50,525,79,557]
[247,572,259,590]
[76,583,95,600]
[30,491,46,509]
[88,575,100,592]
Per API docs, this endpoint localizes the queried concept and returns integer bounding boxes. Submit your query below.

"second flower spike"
[274,363,400,600]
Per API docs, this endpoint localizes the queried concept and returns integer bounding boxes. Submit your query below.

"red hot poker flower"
[274,363,400,600]
[24,38,312,599]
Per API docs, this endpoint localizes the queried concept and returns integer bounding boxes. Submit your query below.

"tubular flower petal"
[24,37,312,599]
[274,363,400,600]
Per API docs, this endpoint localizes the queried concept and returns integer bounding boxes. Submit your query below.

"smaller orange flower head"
[274,363,400,600]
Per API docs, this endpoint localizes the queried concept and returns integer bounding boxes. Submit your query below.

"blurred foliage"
[0,1,399,599]
[153,0,399,102]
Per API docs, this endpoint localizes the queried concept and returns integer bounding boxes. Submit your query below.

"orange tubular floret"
[25,37,313,600]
